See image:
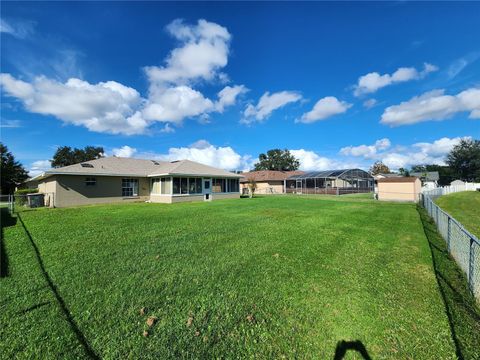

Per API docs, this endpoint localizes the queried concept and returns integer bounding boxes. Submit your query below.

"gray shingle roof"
[410,171,440,181]
[33,157,242,180]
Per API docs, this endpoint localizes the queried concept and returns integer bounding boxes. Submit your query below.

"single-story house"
[239,170,304,194]
[377,177,422,202]
[373,173,402,180]
[287,169,374,195]
[16,178,39,191]
[410,171,439,189]
[33,157,242,207]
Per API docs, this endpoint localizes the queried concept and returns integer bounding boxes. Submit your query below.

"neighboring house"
[287,169,374,195]
[33,157,242,207]
[373,173,402,180]
[377,177,422,202]
[239,170,305,194]
[17,178,39,191]
[410,171,439,189]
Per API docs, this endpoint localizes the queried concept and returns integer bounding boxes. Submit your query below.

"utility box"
[27,193,45,208]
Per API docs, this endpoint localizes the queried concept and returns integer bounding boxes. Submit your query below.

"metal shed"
[286,168,374,195]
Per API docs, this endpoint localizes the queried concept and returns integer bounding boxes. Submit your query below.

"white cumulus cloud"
[241,91,302,124]
[0,74,147,135]
[215,85,248,112]
[28,159,51,177]
[112,145,137,158]
[381,88,480,126]
[353,63,438,96]
[381,137,470,169]
[1,19,245,134]
[144,19,231,86]
[142,85,214,124]
[298,96,351,123]
[340,138,391,159]
[337,137,468,170]
[142,19,244,126]
[289,149,335,170]
[151,140,252,171]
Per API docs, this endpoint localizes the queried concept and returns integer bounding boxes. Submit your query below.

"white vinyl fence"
[421,182,480,197]
[421,183,480,302]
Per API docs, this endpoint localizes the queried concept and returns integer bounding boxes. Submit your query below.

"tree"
[253,149,300,171]
[51,146,104,168]
[0,143,28,194]
[369,161,390,175]
[247,178,257,198]
[398,168,410,177]
[446,139,480,182]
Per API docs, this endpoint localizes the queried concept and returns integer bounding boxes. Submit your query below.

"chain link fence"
[0,193,55,214]
[421,184,480,302]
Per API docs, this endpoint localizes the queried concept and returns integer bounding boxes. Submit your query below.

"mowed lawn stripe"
[2,196,456,358]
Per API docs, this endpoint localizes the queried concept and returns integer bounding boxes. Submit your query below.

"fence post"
[447,216,451,252]
[469,238,475,293]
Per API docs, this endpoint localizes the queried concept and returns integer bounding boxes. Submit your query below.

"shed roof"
[32,157,242,180]
[377,177,419,183]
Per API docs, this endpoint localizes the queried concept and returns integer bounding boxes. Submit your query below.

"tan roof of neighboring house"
[32,157,242,180]
[239,170,305,183]
[377,177,419,183]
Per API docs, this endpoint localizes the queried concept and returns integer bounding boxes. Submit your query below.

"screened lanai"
[285,169,374,195]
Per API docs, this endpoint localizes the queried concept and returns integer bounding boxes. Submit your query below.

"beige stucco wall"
[377,179,421,202]
[38,175,240,207]
[170,193,239,203]
[240,181,284,194]
[38,176,57,207]
[171,195,205,203]
[149,195,173,204]
[50,175,149,207]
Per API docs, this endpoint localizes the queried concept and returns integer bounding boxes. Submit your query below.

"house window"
[151,178,161,194]
[172,177,181,194]
[161,177,171,194]
[228,179,239,193]
[122,178,138,197]
[180,178,188,194]
[85,177,96,186]
[213,178,226,193]
[188,178,203,194]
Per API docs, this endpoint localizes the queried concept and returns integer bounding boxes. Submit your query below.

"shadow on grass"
[417,205,480,360]
[1,207,16,278]
[17,213,99,359]
[333,340,372,360]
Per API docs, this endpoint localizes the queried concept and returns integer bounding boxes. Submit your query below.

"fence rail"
[421,184,480,302]
[0,193,55,213]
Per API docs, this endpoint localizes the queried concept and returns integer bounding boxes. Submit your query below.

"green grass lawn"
[1,196,477,359]
[435,191,480,238]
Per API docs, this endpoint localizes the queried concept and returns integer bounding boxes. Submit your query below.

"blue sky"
[1,2,479,176]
